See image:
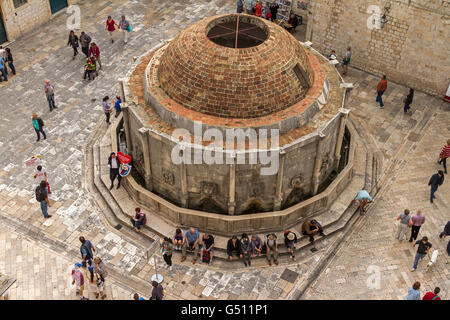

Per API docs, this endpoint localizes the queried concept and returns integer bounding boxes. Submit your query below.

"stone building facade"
[0,0,78,44]
[305,0,450,96]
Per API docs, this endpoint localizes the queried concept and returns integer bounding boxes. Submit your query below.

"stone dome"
[157,14,315,119]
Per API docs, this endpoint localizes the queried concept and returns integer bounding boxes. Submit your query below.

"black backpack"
[35,186,45,202]
[37,118,44,128]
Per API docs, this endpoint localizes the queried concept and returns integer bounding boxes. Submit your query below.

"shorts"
[202,246,214,252]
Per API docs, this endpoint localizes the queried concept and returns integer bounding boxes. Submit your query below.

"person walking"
[5,48,15,76]
[93,257,107,299]
[181,227,200,264]
[79,236,96,282]
[428,170,444,203]
[265,233,279,266]
[71,263,88,300]
[67,30,79,60]
[105,16,117,43]
[130,207,146,231]
[439,220,450,239]
[79,32,92,58]
[269,0,279,21]
[150,281,164,300]
[44,80,57,111]
[32,113,47,142]
[0,52,7,82]
[403,88,414,114]
[34,165,51,194]
[161,237,173,271]
[108,152,121,190]
[411,236,432,271]
[409,209,425,242]
[35,180,51,218]
[376,75,387,108]
[89,42,102,70]
[240,233,252,267]
[342,47,351,75]
[396,209,411,241]
[119,16,131,44]
[405,282,421,300]
[422,287,441,300]
[103,96,112,125]
[438,139,450,174]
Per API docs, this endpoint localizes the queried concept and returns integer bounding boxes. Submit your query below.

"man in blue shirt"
[79,236,96,282]
[351,190,373,215]
[181,227,200,264]
[0,55,7,82]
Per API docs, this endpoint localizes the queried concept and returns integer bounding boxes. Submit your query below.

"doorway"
[49,0,68,14]
[0,7,7,44]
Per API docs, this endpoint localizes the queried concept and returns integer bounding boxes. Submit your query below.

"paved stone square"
[0,0,449,300]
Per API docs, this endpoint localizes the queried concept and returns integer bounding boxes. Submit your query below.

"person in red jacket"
[254,0,263,17]
[376,75,387,108]
[422,287,441,300]
[105,16,117,43]
[438,139,450,174]
[89,42,102,70]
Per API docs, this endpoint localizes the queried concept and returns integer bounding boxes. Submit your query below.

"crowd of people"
[12,1,448,301]
[237,0,300,33]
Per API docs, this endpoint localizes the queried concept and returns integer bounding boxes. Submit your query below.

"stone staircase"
[91,116,379,270]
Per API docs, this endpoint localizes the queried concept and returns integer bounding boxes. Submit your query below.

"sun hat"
[287,232,295,241]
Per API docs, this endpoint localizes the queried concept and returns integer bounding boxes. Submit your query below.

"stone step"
[93,117,371,265]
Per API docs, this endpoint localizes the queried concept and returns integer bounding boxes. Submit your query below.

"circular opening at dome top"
[206,15,269,49]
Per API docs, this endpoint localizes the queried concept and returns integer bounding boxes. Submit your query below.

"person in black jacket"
[108,152,122,190]
[439,221,450,239]
[428,170,444,203]
[269,0,279,21]
[227,236,242,260]
[67,30,79,59]
[32,113,46,141]
[79,32,91,58]
[403,88,414,114]
[5,48,15,75]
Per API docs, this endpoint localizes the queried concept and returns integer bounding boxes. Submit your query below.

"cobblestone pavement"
[302,70,450,300]
[0,225,138,300]
[1,0,449,300]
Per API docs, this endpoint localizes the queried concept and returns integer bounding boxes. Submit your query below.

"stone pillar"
[228,153,236,215]
[273,149,286,211]
[311,132,326,196]
[333,108,350,170]
[179,146,188,208]
[138,127,153,191]
[121,104,133,156]
[118,78,126,103]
